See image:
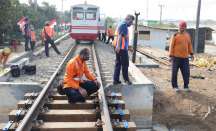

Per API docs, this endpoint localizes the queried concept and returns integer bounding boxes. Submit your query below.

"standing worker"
[29,25,36,51]
[169,21,194,92]
[42,21,61,57]
[101,28,106,42]
[112,14,134,85]
[62,48,101,103]
[106,26,114,44]
[21,18,30,51]
[0,47,11,73]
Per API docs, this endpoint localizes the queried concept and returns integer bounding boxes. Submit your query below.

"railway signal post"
[132,12,140,63]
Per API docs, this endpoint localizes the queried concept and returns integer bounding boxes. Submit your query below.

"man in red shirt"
[169,21,194,92]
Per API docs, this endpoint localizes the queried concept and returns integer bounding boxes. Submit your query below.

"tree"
[106,17,116,30]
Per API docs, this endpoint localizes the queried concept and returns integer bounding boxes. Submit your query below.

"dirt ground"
[138,53,216,131]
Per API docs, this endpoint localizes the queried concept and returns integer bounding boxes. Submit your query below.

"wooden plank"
[24,93,122,100]
[17,100,125,110]
[0,122,136,131]
[9,110,130,122]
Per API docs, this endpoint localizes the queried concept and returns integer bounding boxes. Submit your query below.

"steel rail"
[16,43,77,131]
[92,43,113,131]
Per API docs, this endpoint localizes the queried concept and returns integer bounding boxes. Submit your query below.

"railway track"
[0,41,136,131]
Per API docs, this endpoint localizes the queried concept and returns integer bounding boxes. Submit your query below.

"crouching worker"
[62,48,101,104]
[0,47,10,73]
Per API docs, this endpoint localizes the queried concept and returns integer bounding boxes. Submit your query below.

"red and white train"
[69,1,106,43]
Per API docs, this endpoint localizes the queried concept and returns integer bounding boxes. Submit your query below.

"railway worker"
[62,48,101,104]
[106,26,114,44]
[21,18,30,51]
[169,21,194,92]
[101,28,106,42]
[0,47,10,69]
[112,14,134,85]
[29,25,36,51]
[42,21,61,57]
[98,31,101,41]
[73,13,79,20]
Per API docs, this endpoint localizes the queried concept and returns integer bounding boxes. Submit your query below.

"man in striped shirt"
[169,21,194,92]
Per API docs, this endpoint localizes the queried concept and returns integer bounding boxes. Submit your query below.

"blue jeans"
[113,47,129,81]
[63,80,99,102]
[171,56,190,88]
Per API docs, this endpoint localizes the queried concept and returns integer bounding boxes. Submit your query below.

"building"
[143,20,158,26]
[169,27,215,53]
[129,24,167,50]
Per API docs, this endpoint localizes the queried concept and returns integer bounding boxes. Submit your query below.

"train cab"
[69,1,106,43]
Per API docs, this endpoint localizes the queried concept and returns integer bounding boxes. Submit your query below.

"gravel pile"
[10,38,74,84]
[95,40,136,86]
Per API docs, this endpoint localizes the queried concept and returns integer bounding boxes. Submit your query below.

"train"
[69,1,106,44]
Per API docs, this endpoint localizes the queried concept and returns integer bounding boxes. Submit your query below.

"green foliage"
[105,17,116,33]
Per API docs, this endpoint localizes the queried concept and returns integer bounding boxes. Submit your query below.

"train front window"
[73,12,83,20]
[86,12,96,20]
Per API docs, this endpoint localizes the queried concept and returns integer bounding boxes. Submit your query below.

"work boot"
[113,80,121,85]
[124,80,132,85]
[66,94,75,104]
[78,99,86,103]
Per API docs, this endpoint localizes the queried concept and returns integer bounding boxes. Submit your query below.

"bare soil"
[138,53,216,131]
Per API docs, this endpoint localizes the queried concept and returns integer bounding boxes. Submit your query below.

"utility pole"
[158,4,164,24]
[35,0,37,11]
[61,0,66,35]
[146,0,148,20]
[120,15,121,23]
[194,0,201,53]
[132,12,140,63]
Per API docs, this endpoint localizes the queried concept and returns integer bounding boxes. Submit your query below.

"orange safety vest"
[108,28,114,36]
[73,16,79,20]
[112,24,129,50]
[21,22,28,35]
[30,30,36,42]
[42,26,54,41]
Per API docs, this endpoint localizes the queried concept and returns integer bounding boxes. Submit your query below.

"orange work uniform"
[42,26,54,41]
[63,55,96,89]
[108,28,114,36]
[169,32,193,58]
[0,50,9,66]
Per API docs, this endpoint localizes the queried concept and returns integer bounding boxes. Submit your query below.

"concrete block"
[135,52,159,68]
[0,83,43,123]
[6,51,33,64]
[0,58,29,82]
[128,60,153,84]
[135,63,159,68]
[105,83,153,126]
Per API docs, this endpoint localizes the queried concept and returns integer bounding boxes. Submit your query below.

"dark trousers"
[106,36,114,44]
[23,35,29,51]
[113,47,129,81]
[30,41,36,51]
[171,56,190,88]
[102,34,106,42]
[98,33,101,40]
[44,40,61,57]
[63,80,99,102]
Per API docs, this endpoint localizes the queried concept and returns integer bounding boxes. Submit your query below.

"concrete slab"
[33,33,70,56]
[6,50,33,64]
[0,58,29,82]
[0,83,43,123]
[105,83,153,126]
[128,60,153,84]
[135,52,159,68]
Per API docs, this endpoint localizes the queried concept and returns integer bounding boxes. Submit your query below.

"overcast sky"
[19,0,216,21]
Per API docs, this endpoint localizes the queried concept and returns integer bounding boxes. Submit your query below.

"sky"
[19,0,216,21]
